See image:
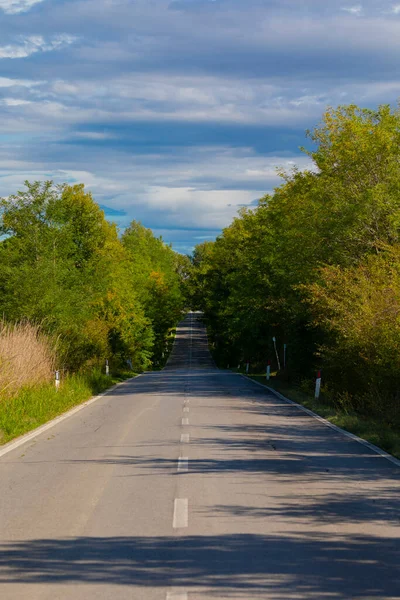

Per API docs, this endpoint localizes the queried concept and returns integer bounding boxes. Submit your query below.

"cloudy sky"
[0,0,399,253]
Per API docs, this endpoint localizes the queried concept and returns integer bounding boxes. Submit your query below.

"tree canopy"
[189,103,400,425]
[0,181,186,372]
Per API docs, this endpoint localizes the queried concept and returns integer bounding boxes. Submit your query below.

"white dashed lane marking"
[183,407,189,413]
[178,457,188,472]
[181,433,190,443]
[173,498,188,528]
[182,418,189,426]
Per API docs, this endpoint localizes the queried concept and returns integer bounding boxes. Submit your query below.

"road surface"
[0,313,399,599]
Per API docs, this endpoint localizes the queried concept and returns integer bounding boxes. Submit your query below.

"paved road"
[0,313,399,599]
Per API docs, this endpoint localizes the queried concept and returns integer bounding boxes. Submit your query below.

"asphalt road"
[0,313,399,599]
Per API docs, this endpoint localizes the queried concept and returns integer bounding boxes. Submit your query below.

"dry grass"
[0,322,56,397]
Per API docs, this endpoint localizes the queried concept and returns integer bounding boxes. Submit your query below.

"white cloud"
[44,74,321,127]
[340,5,363,16]
[52,81,79,95]
[140,186,260,229]
[0,148,312,233]
[392,4,400,14]
[73,131,115,140]
[331,79,400,103]
[0,0,45,13]
[0,77,44,88]
[0,35,76,60]
[2,98,31,106]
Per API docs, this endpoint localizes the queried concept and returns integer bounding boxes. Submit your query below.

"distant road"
[0,312,399,599]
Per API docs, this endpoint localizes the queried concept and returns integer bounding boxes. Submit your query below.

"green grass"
[0,369,136,446]
[244,373,400,460]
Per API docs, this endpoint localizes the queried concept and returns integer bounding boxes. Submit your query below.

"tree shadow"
[0,533,398,598]
[206,486,400,526]
[60,425,400,486]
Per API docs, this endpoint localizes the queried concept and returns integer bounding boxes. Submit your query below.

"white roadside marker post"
[266,360,271,381]
[246,362,249,374]
[315,370,322,400]
[105,359,109,376]
[272,336,281,371]
[55,370,60,390]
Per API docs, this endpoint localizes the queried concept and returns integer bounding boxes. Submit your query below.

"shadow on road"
[0,533,399,598]
[3,314,398,598]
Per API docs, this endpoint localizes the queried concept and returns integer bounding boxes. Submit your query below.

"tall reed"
[0,322,56,397]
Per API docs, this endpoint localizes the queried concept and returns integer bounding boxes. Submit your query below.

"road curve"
[0,312,399,599]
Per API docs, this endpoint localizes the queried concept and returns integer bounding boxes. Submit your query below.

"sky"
[0,1,400,254]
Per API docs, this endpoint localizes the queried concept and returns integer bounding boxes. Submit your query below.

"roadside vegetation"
[189,103,400,455]
[0,321,56,396]
[0,369,131,445]
[0,182,189,444]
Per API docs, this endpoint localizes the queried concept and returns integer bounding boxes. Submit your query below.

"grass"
[242,372,400,460]
[0,368,136,446]
[0,321,56,396]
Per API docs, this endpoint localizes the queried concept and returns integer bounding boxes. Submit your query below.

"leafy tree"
[0,182,153,370]
[190,103,400,420]
[304,246,400,423]
[122,221,185,362]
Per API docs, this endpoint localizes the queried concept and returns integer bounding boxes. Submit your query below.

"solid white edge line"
[178,456,189,472]
[182,418,189,426]
[0,375,142,459]
[173,498,188,528]
[239,374,400,468]
[181,433,190,443]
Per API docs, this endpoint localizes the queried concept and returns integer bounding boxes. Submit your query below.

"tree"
[0,182,153,370]
[190,102,400,407]
[122,221,185,362]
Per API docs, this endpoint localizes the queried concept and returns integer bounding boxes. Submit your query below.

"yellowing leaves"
[191,102,400,424]
[149,271,165,286]
[0,183,185,374]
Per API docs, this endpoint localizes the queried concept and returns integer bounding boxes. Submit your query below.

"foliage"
[304,246,400,422]
[190,103,400,427]
[0,181,186,376]
[122,221,186,362]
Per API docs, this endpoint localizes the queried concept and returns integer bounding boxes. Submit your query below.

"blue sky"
[0,0,399,253]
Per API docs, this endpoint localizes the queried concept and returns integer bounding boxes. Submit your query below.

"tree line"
[0,181,188,375]
[189,104,400,427]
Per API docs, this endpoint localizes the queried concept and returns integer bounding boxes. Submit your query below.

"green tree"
[0,181,153,370]
[190,102,400,399]
[122,221,185,362]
